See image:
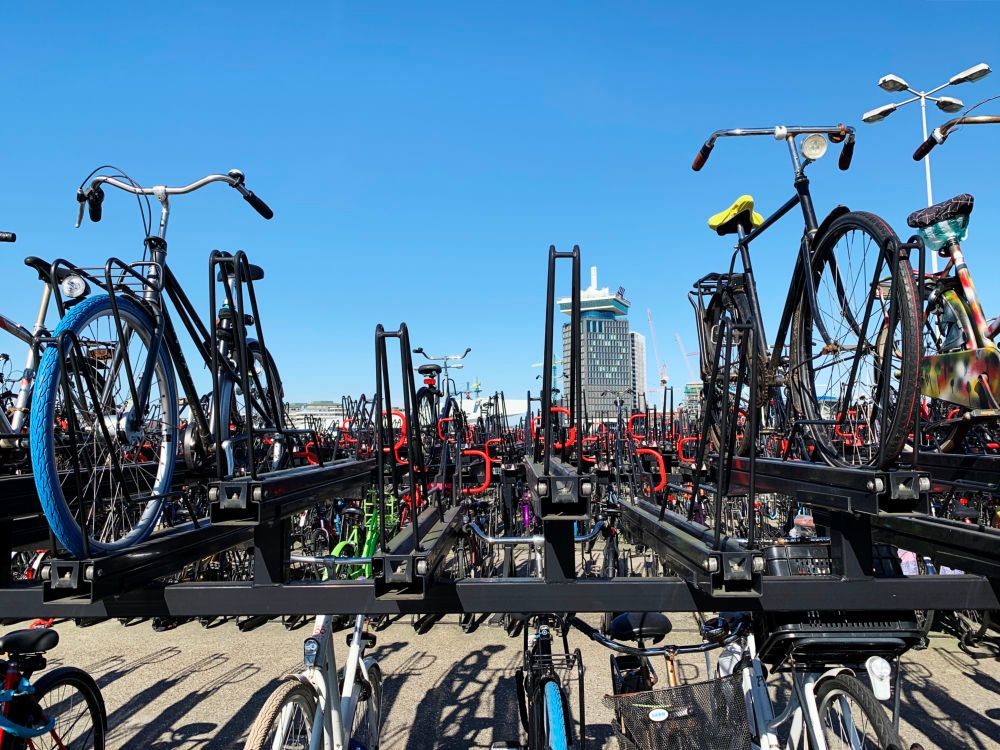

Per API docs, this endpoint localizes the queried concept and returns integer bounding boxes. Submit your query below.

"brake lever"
[75,189,87,228]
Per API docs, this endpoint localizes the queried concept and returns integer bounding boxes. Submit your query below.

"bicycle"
[570,611,913,750]
[491,615,584,750]
[690,125,920,468]
[244,565,382,750]
[0,628,107,749]
[903,113,1000,452]
[0,232,95,470]
[413,345,471,457]
[28,167,285,557]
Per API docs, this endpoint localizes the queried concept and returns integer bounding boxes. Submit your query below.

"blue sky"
[3,2,1000,404]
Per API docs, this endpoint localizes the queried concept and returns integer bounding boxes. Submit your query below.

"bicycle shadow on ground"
[899,645,1000,749]
[380,643,505,749]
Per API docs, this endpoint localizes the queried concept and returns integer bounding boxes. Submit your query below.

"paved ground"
[17,612,1000,749]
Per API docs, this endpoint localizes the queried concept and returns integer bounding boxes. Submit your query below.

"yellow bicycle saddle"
[708,195,764,237]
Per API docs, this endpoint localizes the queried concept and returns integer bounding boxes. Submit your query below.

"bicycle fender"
[812,205,851,243]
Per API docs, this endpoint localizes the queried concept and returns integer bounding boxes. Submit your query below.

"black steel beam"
[2,574,996,619]
[719,457,929,515]
[41,522,253,603]
[211,458,375,524]
[617,498,762,596]
[916,450,1000,492]
[872,513,1000,579]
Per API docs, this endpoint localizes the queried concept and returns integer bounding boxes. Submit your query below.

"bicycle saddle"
[418,364,442,377]
[708,195,764,237]
[23,257,79,283]
[907,193,974,229]
[216,264,265,283]
[0,628,59,656]
[609,612,672,643]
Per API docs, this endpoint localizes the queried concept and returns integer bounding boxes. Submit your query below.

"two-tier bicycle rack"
[2,246,1000,621]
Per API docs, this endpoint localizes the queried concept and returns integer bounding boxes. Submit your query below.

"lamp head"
[950,63,991,85]
[936,96,964,113]
[877,74,909,92]
[862,103,898,123]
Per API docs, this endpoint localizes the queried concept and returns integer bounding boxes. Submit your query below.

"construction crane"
[675,332,698,382]
[646,309,668,386]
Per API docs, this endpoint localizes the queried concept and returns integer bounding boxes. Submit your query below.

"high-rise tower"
[559,266,639,419]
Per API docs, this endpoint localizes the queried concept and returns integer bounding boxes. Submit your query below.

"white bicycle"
[244,559,382,750]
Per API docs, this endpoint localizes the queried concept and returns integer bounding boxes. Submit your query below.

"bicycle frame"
[0,283,55,447]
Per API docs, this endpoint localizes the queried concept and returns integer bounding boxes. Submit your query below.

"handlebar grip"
[88,186,104,223]
[692,142,714,171]
[0,232,15,243]
[913,134,938,161]
[243,190,274,220]
[838,138,855,171]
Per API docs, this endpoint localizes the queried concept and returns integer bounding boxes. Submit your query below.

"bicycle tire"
[542,679,569,750]
[216,340,286,478]
[350,662,382,750]
[31,666,107,750]
[702,286,755,457]
[30,294,177,557]
[243,679,316,750]
[816,674,904,749]
[790,211,919,468]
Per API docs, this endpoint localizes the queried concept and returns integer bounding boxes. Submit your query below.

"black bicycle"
[691,125,920,468]
[29,167,286,557]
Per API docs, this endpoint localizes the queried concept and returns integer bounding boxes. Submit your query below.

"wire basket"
[603,673,752,750]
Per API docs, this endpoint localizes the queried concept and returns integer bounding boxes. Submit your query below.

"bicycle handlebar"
[413,346,472,362]
[567,615,745,657]
[692,124,855,172]
[75,169,273,227]
[0,232,15,243]
[912,115,1000,160]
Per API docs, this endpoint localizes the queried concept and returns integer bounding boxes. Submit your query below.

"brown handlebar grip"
[692,142,714,171]
[913,135,937,161]
[838,139,855,171]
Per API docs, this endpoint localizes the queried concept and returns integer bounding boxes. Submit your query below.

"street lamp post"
[862,63,991,272]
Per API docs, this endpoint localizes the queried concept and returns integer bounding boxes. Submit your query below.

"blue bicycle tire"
[543,679,569,750]
[30,294,177,558]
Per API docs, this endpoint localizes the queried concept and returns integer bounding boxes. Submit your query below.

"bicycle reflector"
[303,637,320,667]
[801,134,828,161]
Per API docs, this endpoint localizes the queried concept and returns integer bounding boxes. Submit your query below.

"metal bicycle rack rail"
[3,245,1000,619]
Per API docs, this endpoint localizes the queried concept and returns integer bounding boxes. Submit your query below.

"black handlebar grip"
[0,232,16,242]
[692,142,714,171]
[913,134,938,161]
[243,191,274,220]
[88,185,104,222]
[838,139,855,171]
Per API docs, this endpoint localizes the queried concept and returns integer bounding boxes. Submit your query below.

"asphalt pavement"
[18,612,1000,749]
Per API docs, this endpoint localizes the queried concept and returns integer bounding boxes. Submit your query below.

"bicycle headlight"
[865,655,893,701]
[801,134,828,161]
[59,274,90,300]
[303,637,320,667]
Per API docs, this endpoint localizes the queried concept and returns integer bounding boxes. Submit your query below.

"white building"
[630,331,647,411]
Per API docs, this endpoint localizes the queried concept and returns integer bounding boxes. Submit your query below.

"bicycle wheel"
[243,679,316,750]
[350,662,382,750]
[217,340,286,478]
[791,212,919,468]
[31,666,107,750]
[415,386,438,458]
[816,674,903,749]
[701,285,755,457]
[541,679,570,750]
[30,294,177,557]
